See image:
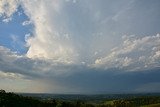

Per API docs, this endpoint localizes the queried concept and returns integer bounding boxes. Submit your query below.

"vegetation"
[1,90,160,107]
[141,103,160,107]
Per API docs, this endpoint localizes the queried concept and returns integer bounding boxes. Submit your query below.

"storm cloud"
[0,0,160,93]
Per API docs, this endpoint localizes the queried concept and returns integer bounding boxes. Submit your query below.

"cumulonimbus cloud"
[0,0,160,93]
[0,0,160,72]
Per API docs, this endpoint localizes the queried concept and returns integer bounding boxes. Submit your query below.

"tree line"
[1,90,160,107]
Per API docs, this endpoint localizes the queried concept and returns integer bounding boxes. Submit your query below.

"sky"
[0,0,160,94]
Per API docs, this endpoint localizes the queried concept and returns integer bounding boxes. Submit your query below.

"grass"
[104,100,114,105]
[141,103,160,107]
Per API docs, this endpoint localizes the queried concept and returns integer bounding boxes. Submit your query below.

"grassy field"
[141,103,160,107]
[104,100,114,105]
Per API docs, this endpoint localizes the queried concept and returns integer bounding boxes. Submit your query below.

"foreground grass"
[141,103,160,107]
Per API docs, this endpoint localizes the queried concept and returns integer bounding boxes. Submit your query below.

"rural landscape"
[1,90,160,107]
[0,0,160,107]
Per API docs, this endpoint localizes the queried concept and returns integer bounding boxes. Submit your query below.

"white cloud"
[2,17,12,23]
[94,34,160,71]
[0,45,78,77]
[0,71,24,80]
[0,46,20,62]
[0,0,19,22]
[20,0,77,64]
[22,20,31,26]
[0,0,77,63]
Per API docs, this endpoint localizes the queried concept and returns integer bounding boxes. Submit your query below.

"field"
[141,103,160,107]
